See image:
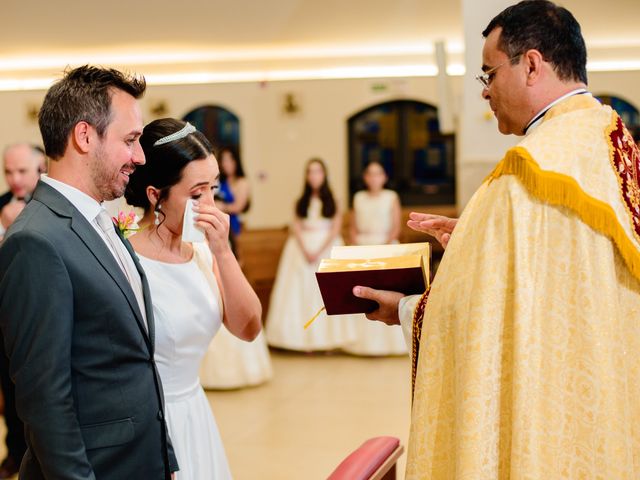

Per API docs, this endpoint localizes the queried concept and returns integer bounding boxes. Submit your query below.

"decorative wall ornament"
[149,100,169,118]
[26,103,40,123]
[283,93,300,115]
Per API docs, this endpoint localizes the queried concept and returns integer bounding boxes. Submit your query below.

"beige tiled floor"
[207,350,411,480]
[0,350,411,480]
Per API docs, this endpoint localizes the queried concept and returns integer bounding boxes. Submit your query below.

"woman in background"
[343,161,407,356]
[266,158,355,351]
[201,146,272,389]
[125,118,262,479]
[216,147,250,240]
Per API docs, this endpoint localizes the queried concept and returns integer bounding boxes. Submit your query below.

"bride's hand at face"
[193,201,232,257]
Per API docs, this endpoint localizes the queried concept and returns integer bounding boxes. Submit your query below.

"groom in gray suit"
[0,66,178,479]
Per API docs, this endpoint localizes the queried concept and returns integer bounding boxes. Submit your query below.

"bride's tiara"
[153,122,197,146]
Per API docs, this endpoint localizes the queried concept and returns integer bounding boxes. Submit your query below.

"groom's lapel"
[121,234,156,353]
[33,182,152,349]
[71,219,153,349]
[71,219,153,351]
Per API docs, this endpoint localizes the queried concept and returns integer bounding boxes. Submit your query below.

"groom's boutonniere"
[113,211,141,238]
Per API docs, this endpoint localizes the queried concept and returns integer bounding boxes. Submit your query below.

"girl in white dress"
[266,158,355,351]
[125,119,263,479]
[343,161,407,356]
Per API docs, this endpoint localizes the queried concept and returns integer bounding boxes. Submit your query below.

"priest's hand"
[352,286,403,325]
[407,212,458,249]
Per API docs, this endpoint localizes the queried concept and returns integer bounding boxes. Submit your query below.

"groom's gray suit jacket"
[0,181,178,479]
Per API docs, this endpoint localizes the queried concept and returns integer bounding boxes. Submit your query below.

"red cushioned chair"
[327,436,404,480]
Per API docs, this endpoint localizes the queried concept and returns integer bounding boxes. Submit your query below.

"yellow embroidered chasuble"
[406,94,640,479]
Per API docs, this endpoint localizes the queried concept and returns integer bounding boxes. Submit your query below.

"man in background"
[0,142,44,478]
[0,144,45,238]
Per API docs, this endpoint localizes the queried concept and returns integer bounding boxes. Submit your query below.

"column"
[457,0,517,208]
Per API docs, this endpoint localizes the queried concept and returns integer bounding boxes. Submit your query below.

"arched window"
[182,105,240,154]
[347,100,455,206]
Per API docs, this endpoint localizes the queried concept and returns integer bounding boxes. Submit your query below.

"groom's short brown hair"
[38,65,146,160]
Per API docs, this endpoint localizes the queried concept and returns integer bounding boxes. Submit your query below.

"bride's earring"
[154,204,161,225]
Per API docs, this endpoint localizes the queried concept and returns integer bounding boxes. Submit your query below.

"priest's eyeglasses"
[475,55,522,88]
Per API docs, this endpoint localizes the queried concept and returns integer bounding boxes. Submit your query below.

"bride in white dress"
[266,158,355,351]
[125,118,263,479]
[343,161,407,356]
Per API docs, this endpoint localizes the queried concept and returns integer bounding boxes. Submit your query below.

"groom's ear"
[71,121,93,155]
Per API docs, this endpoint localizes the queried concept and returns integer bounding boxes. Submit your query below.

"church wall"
[0,69,637,227]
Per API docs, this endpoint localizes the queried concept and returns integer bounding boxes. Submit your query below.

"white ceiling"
[2,0,639,85]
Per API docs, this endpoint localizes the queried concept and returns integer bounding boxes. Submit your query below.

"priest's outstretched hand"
[407,212,458,249]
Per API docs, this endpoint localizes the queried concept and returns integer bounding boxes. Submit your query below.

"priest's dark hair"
[125,118,213,218]
[295,157,337,219]
[483,0,588,85]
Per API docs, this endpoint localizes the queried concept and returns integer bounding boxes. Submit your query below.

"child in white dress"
[125,118,263,479]
[343,161,408,356]
[266,158,355,351]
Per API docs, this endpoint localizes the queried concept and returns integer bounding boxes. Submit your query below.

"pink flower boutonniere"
[113,210,141,238]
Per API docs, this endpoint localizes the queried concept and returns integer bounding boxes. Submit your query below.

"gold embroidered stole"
[411,287,430,400]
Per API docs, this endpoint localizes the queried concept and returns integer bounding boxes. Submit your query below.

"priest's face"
[481,28,530,136]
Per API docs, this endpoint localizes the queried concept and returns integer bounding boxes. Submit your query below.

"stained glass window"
[348,100,455,206]
[182,105,240,154]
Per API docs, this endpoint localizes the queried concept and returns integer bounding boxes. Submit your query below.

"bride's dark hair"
[125,118,214,218]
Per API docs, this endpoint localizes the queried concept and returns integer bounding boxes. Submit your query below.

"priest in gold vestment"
[354,1,640,478]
